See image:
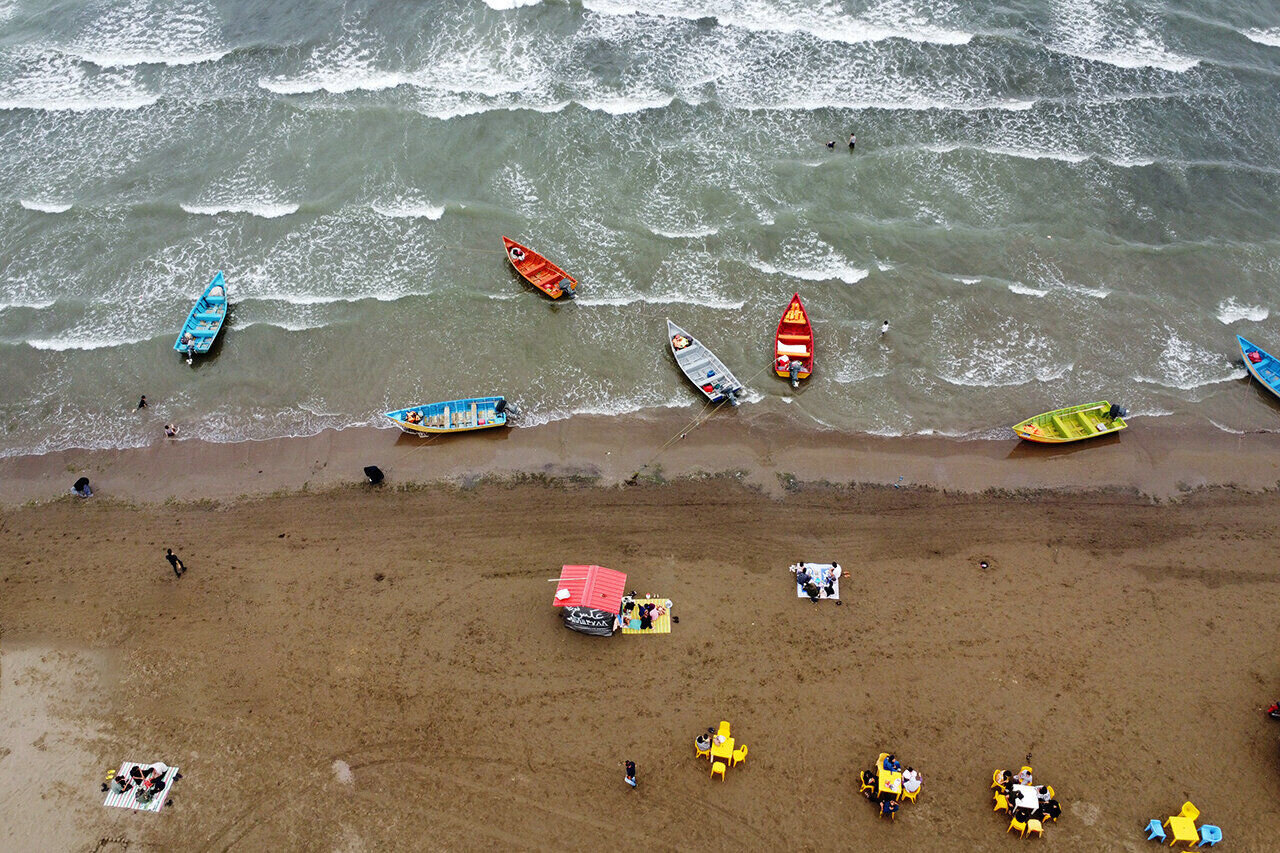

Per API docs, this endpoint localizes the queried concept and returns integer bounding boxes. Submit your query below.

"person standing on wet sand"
[624,760,637,788]
[165,548,187,579]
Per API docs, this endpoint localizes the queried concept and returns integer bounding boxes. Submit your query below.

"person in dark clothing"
[848,133,856,150]
[1037,799,1061,821]
[826,140,835,149]
[136,395,148,410]
[165,549,186,578]
[624,760,636,788]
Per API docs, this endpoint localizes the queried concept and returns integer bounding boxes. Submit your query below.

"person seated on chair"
[902,766,922,794]
[696,731,712,752]
[1037,798,1061,821]
[998,769,1014,793]
[1014,767,1033,785]
[883,754,902,772]
[860,769,878,798]
[1036,785,1051,803]
[879,798,899,818]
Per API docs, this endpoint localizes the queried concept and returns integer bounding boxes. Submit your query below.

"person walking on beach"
[624,760,637,788]
[165,548,187,579]
[849,133,856,151]
[136,395,148,410]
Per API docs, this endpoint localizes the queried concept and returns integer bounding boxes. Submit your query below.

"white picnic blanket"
[103,762,179,812]
[791,562,841,600]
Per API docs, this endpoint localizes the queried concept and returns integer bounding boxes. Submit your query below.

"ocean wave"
[647,224,719,239]
[63,0,230,69]
[371,201,445,220]
[481,0,543,8]
[19,331,156,351]
[1208,419,1246,435]
[1050,0,1199,73]
[580,0,974,47]
[937,361,1073,388]
[1216,297,1268,324]
[575,293,746,310]
[1132,330,1246,390]
[517,394,689,428]
[247,290,410,306]
[1242,27,1280,48]
[749,259,868,285]
[955,276,982,285]
[234,318,331,333]
[1007,282,1049,297]
[922,141,1153,169]
[0,298,57,310]
[0,48,159,111]
[19,199,72,213]
[181,202,300,219]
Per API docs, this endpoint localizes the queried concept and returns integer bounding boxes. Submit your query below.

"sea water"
[1,0,1279,457]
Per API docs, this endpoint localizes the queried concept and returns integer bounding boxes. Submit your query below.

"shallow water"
[1,0,1279,456]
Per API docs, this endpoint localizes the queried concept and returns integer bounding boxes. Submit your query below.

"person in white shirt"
[902,767,922,794]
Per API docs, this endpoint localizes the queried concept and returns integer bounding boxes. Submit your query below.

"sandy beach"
[2,416,1280,851]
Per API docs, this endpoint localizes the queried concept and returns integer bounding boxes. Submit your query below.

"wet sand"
[2,417,1280,850]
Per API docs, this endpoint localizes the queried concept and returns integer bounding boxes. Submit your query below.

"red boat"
[502,236,577,299]
[774,293,813,386]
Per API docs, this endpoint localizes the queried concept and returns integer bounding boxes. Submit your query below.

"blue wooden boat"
[174,272,228,361]
[1238,335,1280,401]
[384,396,517,435]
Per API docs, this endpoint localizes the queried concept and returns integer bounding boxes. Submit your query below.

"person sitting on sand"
[639,603,654,630]
[902,766,922,794]
[823,563,842,597]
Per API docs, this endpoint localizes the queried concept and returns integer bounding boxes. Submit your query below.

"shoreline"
[3,407,1280,505]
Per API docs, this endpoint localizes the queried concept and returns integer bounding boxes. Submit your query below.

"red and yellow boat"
[774,293,813,386]
[502,236,577,299]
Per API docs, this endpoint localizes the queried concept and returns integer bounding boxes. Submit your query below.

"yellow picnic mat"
[621,598,672,634]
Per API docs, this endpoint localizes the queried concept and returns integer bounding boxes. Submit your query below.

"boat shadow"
[1005,430,1122,459]
[1240,372,1280,414]
[181,306,233,369]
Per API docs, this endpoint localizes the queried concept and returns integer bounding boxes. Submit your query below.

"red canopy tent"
[554,565,627,636]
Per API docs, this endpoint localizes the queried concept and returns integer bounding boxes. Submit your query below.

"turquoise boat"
[1238,335,1280,401]
[174,272,228,361]
[384,396,517,435]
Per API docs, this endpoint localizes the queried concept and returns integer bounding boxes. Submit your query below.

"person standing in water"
[849,133,856,151]
[880,320,889,337]
[826,140,835,149]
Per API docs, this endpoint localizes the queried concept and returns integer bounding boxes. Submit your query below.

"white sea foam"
[576,293,746,310]
[1216,297,1268,324]
[1050,0,1199,72]
[481,0,542,8]
[580,0,974,47]
[1007,282,1049,297]
[19,199,72,213]
[1244,27,1280,48]
[1208,419,1246,435]
[181,202,299,219]
[1132,331,1247,390]
[955,276,981,285]
[749,259,868,285]
[248,290,408,306]
[23,331,156,351]
[371,201,445,220]
[0,298,56,310]
[576,94,676,115]
[62,0,229,69]
[235,318,332,333]
[647,225,719,239]
[0,48,158,112]
[517,394,688,428]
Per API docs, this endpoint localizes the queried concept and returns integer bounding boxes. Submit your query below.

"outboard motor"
[788,361,802,388]
[1108,403,1127,420]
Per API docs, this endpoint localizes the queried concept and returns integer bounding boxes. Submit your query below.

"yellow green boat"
[1012,401,1127,444]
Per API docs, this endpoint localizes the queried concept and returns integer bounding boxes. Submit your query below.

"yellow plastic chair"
[731,744,748,767]
[711,761,726,781]
[1026,818,1043,838]
[991,769,1007,790]
[993,792,1010,812]
[695,740,711,761]
[859,775,876,796]
[1179,802,1200,822]
[1046,785,1055,799]
[1008,816,1027,837]
[717,721,731,739]
[900,786,919,803]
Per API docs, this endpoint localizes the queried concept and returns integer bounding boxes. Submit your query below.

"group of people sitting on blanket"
[996,769,1061,823]
[617,594,667,631]
[859,754,922,818]
[102,763,181,804]
[790,562,841,602]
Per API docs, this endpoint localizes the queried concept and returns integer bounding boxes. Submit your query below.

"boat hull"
[385,397,510,435]
[774,293,813,381]
[174,272,227,357]
[1238,335,1280,402]
[502,236,577,299]
[1012,401,1126,443]
[667,319,744,404]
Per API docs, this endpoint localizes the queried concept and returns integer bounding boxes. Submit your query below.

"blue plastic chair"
[1145,819,1167,842]
[1198,825,1222,847]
